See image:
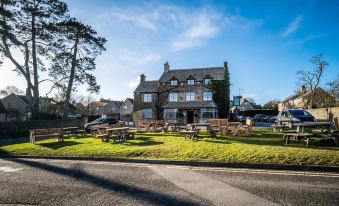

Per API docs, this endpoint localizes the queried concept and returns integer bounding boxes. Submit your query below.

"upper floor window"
[143,94,152,102]
[170,80,178,86]
[169,93,178,102]
[187,79,195,85]
[204,78,211,85]
[186,92,195,101]
[203,92,212,101]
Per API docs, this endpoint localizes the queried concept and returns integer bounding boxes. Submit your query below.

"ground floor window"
[142,108,153,119]
[200,108,218,119]
[164,109,178,120]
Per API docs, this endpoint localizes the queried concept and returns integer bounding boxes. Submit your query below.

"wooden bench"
[283,133,313,146]
[180,130,198,141]
[30,128,63,144]
[272,124,288,132]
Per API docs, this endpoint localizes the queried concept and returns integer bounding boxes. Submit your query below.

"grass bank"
[0,130,338,166]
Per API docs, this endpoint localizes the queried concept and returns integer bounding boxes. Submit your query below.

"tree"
[0,85,24,97]
[0,0,68,118]
[297,53,329,109]
[263,99,280,111]
[49,18,106,119]
[210,61,230,118]
[327,75,339,105]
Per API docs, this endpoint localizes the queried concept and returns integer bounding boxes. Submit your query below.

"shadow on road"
[8,158,202,206]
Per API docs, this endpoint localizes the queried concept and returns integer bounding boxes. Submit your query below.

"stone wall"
[0,118,84,138]
[307,107,339,121]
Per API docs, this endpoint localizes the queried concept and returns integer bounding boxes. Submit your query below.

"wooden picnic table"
[104,127,130,143]
[62,127,80,136]
[220,122,242,136]
[188,123,211,136]
[293,122,333,134]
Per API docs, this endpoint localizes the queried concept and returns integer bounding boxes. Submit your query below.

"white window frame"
[203,92,212,101]
[143,94,152,102]
[169,93,178,102]
[170,80,178,86]
[187,79,195,85]
[204,78,211,85]
[186,92,195,101]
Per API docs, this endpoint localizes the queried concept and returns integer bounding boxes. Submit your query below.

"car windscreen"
[288,110,308,116]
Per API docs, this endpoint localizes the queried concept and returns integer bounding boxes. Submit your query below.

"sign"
[233,96,241,106]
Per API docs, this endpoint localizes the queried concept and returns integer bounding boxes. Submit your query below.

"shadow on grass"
[38,140,82,150]
[124,136,163,147]
[0,137,28,146]
[9,158,201,206]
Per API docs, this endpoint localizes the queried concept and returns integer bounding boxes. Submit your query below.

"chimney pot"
[164,61,170,73]
[140,74,146,83]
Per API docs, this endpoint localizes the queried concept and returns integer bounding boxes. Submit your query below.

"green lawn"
[1,129,338,166]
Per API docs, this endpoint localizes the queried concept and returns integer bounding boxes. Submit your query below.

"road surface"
[0,158,338,206]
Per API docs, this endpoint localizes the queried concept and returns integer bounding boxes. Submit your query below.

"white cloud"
[128,76,140,91]
[110,11,157,31]
[281,15,303,37]
[172,12,220,51]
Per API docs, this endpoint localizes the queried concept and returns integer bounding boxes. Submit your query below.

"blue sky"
[1,0,338,104]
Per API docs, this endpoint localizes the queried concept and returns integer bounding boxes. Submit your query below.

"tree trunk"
[31,4,40,119]
[63,38,79,119]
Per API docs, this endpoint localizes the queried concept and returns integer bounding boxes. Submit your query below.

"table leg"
[233,125,240,136]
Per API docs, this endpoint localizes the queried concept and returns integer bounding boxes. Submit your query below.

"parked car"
[252,114,270,122]
[84,117,118,132]
[277,109,315,124]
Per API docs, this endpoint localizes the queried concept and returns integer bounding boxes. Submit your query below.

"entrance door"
[187,111,194,124]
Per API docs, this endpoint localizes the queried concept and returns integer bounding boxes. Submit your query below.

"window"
[201,108,218,119]
[169,93,178,102]
[170,80,178,86]
[143,94,152,102]
[186,92,195,101]
[142,109,153,119]
[203,92,212,101]
[187,79,195,85]
[164,109,178,120]
[204,78,211,85]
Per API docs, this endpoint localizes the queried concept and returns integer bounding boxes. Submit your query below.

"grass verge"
[0,129,338,166]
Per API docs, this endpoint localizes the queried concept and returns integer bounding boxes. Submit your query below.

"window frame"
[203,92,213,101]
[186,92,195,101]
[204,78,211,85]
[143,93,152,102]
[169,93,178,102]
[187,79,195,85]
[170,80,178,86]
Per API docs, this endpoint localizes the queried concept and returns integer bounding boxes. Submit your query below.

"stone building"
[120,98,134,122]
[133,61,227,124]
[1,93,29,122]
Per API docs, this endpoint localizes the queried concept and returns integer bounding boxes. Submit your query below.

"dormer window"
[204,74,212,85]
[170,80,178,86]
[187,79,195,85]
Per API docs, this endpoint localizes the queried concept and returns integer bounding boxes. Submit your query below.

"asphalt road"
[0,158,338,206]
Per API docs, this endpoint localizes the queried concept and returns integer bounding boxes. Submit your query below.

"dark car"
[277,109,315,124]
[84,118,118,132]
[252,114,270,122]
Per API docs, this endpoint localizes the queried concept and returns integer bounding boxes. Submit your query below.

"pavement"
[0,158,338,206]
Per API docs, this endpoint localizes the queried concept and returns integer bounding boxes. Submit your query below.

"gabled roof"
[134,81,159,93]
[159,67,225,82]
[126,98,134,104]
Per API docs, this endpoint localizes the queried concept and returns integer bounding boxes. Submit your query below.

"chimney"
[164,61,170,73]
[300,85,306,94]
[140,74,146,83]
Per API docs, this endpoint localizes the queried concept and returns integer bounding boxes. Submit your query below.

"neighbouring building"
[89,98,123,119]
[120,98,134,122]
[278,86,336,111]
[1,93,29,122]
[133,61,228,124]
[230,96,261,113]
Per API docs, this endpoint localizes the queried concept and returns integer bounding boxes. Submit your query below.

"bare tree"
[263,99,280,110]
[327,75,339,105]
[297,53,329,109]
